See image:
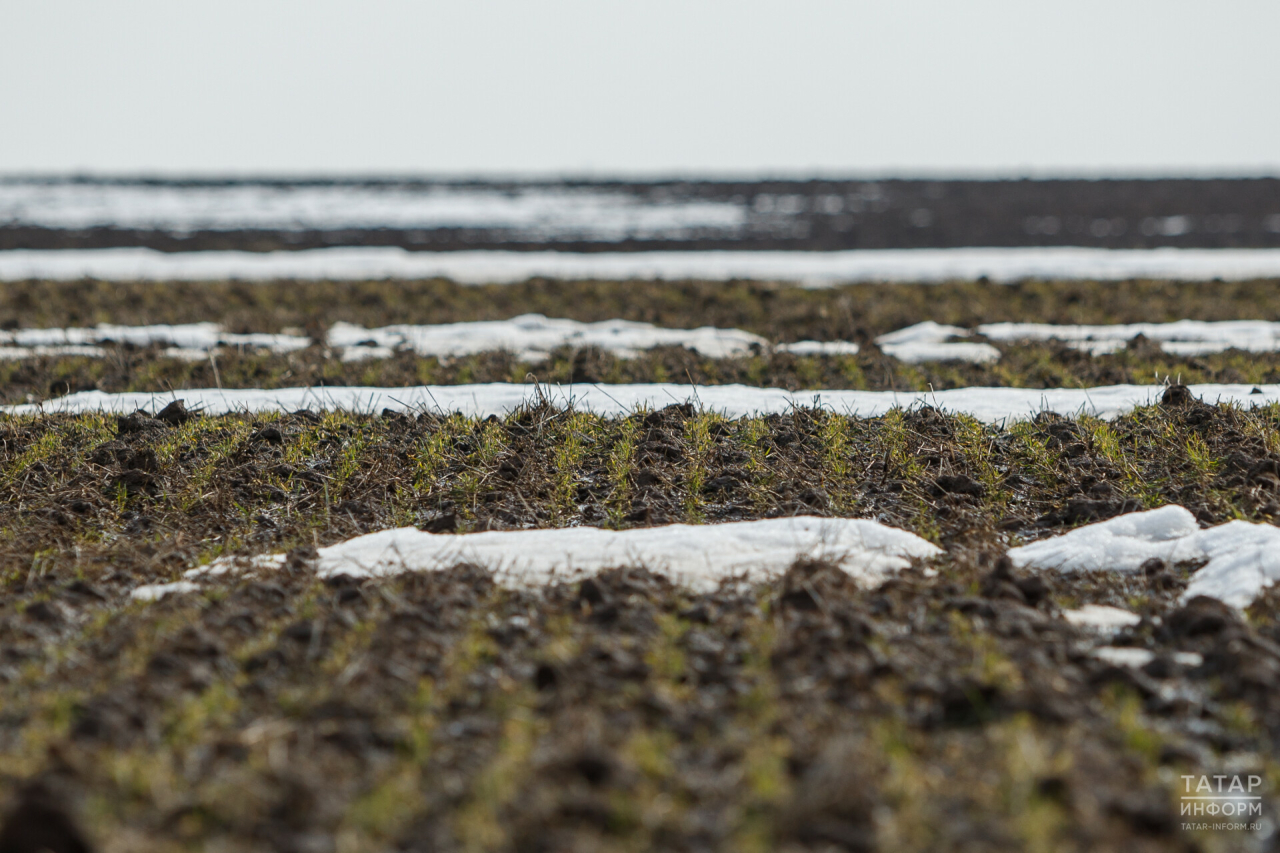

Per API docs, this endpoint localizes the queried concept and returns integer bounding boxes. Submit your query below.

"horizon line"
[4,168,1280,185]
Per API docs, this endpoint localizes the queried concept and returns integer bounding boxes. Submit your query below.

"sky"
[1,0,1277,178]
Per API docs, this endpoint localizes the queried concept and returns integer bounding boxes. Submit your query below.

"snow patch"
[774,341,861,357]
[1176,523,1280,608]
[131,581,203,602]
[7,247,1280,285]
[169,517,940,594]
[16,315,1280,366]
[1009,506,1201,574]
[0,345,107,360]
[1062,604,1142,631]
[306,516,940,590]
[0,183,745,239]
[327,314,768,362]
[9,382,1280,424]
[0,322,308,355]
[1089,647,1203,669]
[874,321,1001,364]
[1090,647,1154,668]
[1010,505,1280,608]
[189,553,287,579]
[0,318,860,364]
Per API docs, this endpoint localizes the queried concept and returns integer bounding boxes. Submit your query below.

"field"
[4,278,1280,407]
[3,277,1280,852]
[6,177,1280,252]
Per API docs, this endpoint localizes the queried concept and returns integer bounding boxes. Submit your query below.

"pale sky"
[1,0,1277,177]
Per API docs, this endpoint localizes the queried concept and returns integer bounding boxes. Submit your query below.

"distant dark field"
[4,176,1280,252]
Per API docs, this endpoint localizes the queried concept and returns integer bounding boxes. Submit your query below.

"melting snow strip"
[330,315,771,362]
[872,321,1001,364]
[11,315,1280,365]
[0,345,107,360]
[0,183,746,237]
[1089,647,1204,669]
[130,581,203,602]
[0,318,1005,365]
[1010,505,1280,608]
[7,246,1280,284]
[0,322,308,354]
[774,341,861,357]
[172,516,941,594]
[979,320,1280,356]
[8,382,1280,424]
[1061,604,1142,632]
[332,317,992,365]
[1090,647,1155,668]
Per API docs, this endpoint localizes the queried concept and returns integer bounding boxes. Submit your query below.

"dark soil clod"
[1160,384,1195,407]
[115,412,164,435]
[250,426,284,445]
[533,662,559,691]
[0,782,92,853]
[1166,596,1240,639]
[935,474,986,497]
[420,512,457,534]
[153,399,191,427]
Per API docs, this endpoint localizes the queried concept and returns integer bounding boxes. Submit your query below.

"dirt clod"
[1160,384,1195,406]
[0,782,92,853]
[153,399,191,426]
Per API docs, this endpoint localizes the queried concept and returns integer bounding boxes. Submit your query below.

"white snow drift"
[327,316,1280,365]
[773,340,862,357]
[1008,506,1201,574]
[15,315,1280,365]
[330,315,771,362]
[130,581,203,602]
[0,345,107,360]
[1061,604,1142,632]
[153,516,941,597]
[7,246,1280,285]
[979,320,1280,357]
[0,317,807,365]
[1089,647,1203,669]
[9,382,1279,424]
[0,317,1029,365]
[0,322,308,358]
[0,183,744,239]
[1009,505,1280,608]
[873,321,1001,364]
[330,317,994,365]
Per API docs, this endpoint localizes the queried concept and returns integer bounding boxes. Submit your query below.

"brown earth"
[4,278,1280,336]
[2,277,1280,850]
[2,395,1280,850]
[3,278,1280,411]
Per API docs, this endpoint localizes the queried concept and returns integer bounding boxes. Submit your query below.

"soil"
[6,279,1280,339]
[3,278,1280,851]
[5,177,1280,252]
[6,339,1280,411]
[4,279,1280,408]
[2,394,1280,850]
